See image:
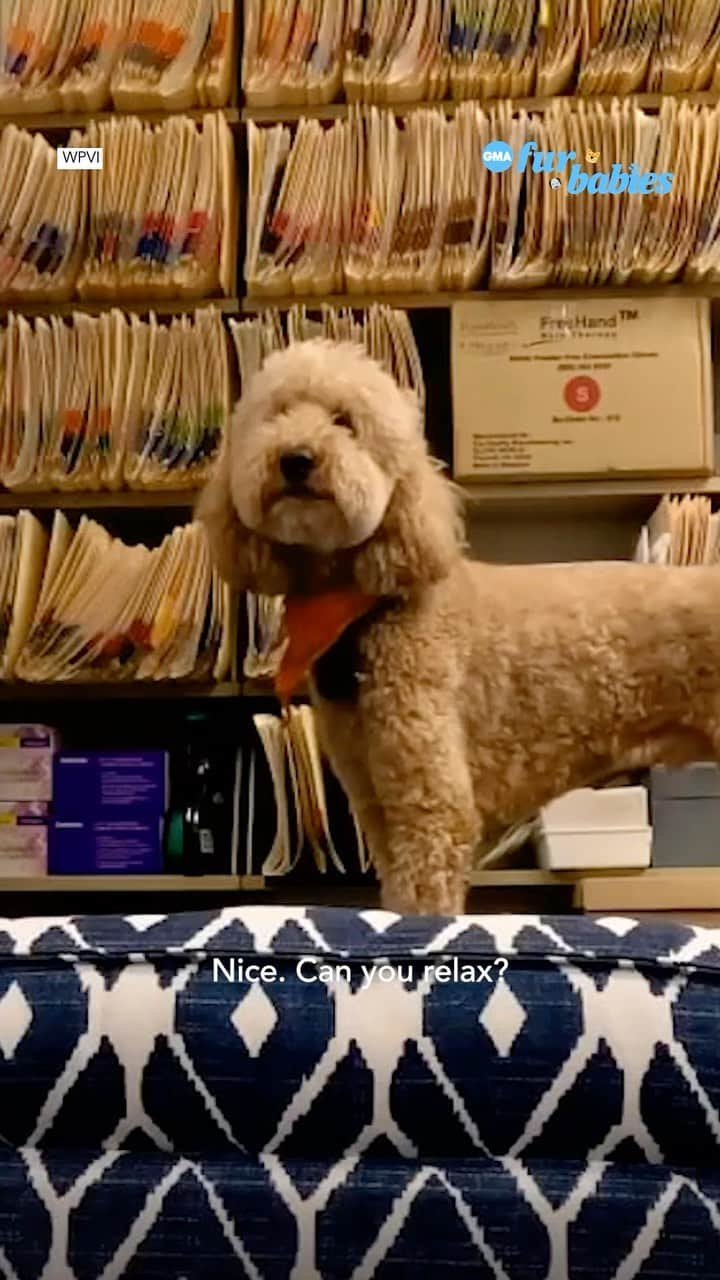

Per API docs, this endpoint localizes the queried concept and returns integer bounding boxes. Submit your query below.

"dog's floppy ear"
[195,442,251,589]
[352,448,464,595]
[196,438,292,596]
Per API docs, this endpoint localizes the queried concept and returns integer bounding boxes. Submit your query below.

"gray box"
[650,766,720,866]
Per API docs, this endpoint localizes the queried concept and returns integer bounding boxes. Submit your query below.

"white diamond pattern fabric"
[0,907,718,1277]
[0,979,33,1059]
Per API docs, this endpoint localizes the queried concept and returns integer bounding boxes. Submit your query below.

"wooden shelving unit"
[0,27,715,918]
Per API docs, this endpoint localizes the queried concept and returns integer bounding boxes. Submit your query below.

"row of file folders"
[247,97,720,293]
[0,0,234,113]
[5,98,720,305]
[0,303,422,492]
[0,113,234,302]
[3,1,718,116]
[243,0,720,105]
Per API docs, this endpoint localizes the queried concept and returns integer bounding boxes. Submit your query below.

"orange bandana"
[275,590,380,703]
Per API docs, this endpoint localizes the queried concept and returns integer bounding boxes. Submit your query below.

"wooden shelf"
[470,865,720,910]
[0,490,197,511]
[471,868,584,887]
[0,681,242,701]
[0,106,241,132]
[574,867,720,911]
[4,477,714,520]
[243,90,720,124]
[0,873,264,893]
[0,680,282,702]
[2,866,713,905]
[0,297,239,319]
[242,285,720,312]
[464,475,720,513]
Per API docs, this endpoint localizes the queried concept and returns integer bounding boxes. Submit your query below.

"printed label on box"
[49,817,164,875]
[452,298,713,480]
[54,752,168,817]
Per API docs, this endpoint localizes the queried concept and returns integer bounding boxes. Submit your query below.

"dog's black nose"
[280,449,316,486]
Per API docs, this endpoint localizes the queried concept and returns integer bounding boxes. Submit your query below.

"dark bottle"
[180,713,220,875]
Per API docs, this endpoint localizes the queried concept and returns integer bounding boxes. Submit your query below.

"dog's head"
[197,339,463,595]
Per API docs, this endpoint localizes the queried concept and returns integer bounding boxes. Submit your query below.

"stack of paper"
[78,112,235,300]
[0,0,234,115]
[652,2,720,91]
[446,0,538,100]
[0,511,47,678]
[635,494,720,566]
[0,125,87,302]
[0,113,234,302]
[580,1,720,95]
[243,1,720,104]
[246,105,494,296]
[244,593,286,680]
[536,0,585,95]
[480,96,713,288]
[230,303,424,402]
[548,97,712,288]
[578,1,660,94]
[0,0,126,115]
[242,0,585,104]
[246,99,720,293]
[0,307,229,492]
[243,0,349,106]
[344,0,449,104]
[13,512,235,683]
[199,1,236,106]
[253,706,367,876]
[112,0,234,112]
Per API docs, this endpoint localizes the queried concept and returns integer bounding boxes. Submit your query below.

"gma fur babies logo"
[482,139,674,195]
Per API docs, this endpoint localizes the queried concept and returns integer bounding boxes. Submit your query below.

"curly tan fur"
[198,339,720,915]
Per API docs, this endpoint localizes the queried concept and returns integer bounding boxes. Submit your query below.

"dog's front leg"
[365,702,478,916]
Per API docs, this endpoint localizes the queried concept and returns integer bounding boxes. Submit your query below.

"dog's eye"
[333,411,357,436]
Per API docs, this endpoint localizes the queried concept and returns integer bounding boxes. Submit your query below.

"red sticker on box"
[564,375,600,412]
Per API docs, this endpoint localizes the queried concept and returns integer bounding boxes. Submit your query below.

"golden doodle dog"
[198,339,717,915]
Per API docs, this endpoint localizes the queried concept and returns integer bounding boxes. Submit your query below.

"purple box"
[53,752,169,818]
[49,818,164,874]
[0,802,49,876]
[0,725,59,801]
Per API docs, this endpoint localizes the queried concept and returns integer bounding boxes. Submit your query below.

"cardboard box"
[49,818,164,874]
[650,765,720,866]
[452,297,713,480]
[0,802,48,876]
[0,725,58,802]
[53,752,169,818]
[537,786,652,870]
